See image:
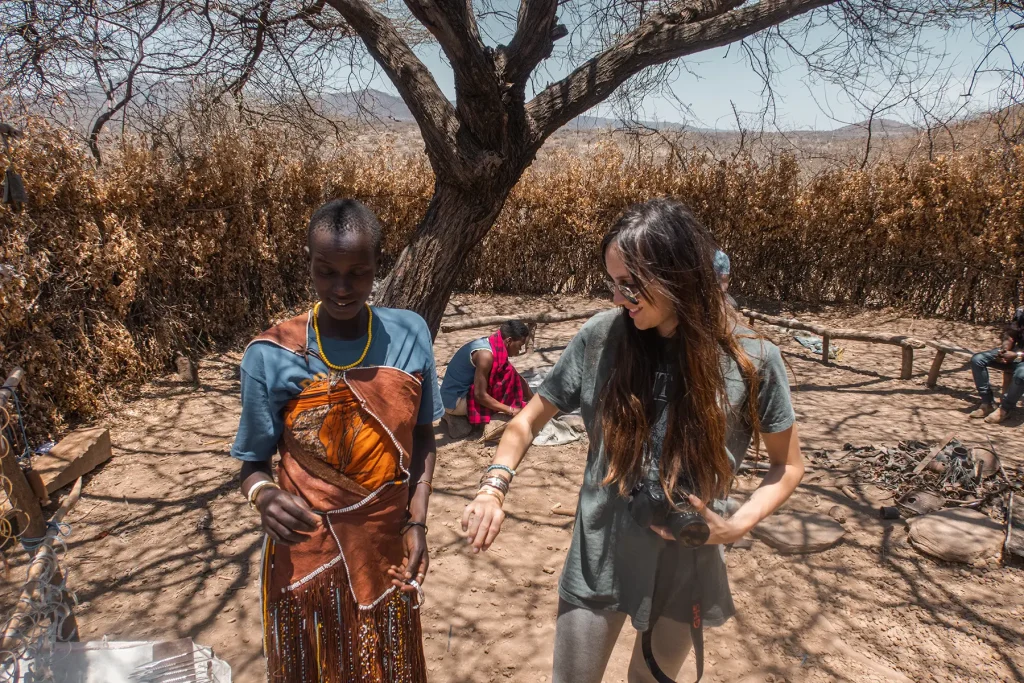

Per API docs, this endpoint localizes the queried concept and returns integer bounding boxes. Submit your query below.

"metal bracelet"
[401,521,428,535]
[479,476,510,494]
[477,487,506,505]
[246,480,280,512]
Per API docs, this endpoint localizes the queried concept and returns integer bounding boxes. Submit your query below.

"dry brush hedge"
[1,120,1022,435]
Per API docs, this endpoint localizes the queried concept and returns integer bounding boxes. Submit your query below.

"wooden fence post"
[901,346,914,380]
[0,368,46,542]
[926,350,946,389]
[821,334,830,365]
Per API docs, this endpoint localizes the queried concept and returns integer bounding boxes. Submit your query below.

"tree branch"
[324,0,462,171]
[401,0,505,148]
[401,0,487,70]
[526,0,834,140]
[501,0,564,85]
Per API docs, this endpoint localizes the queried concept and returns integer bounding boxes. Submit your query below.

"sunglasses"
[605,278,641,305]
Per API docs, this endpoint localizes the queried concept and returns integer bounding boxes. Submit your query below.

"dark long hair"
[599,199,761,503]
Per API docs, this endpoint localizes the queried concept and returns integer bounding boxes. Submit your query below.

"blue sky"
[361,12,1024,132]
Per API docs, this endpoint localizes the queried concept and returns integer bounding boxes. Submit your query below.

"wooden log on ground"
[1006,492,1024,561]
[927,349,947,389]
[440,307,609,333]
[901,346,914,380]
[34,428,112,494]
[0,478,83,653]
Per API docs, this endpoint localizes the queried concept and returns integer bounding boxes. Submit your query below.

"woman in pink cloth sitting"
[440,320,533,435]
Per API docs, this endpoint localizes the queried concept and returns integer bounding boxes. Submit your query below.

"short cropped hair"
[499,320,531,340]
[307,199,383,253]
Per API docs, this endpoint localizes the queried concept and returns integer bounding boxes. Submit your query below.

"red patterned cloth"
[465,330,526,424]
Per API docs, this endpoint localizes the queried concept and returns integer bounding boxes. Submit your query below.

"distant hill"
[830,118,918,139]
[322,89,414,122]
[321,90,920,138]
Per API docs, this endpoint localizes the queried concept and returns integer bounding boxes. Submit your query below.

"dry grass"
[1,118,1022,435]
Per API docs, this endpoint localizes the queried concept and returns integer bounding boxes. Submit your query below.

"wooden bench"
[741,310,1013,392]
[925,341,1015,393]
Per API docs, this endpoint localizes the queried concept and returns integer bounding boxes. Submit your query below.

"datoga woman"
[231,199,442,682]
[461,198,804,682]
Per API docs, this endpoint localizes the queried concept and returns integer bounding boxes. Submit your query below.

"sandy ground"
[3,294,1023,683]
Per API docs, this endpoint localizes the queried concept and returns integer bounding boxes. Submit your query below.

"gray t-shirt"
[538,309,796,630]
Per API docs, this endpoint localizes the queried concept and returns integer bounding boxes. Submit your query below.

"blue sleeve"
[414,318,444,425]
[399,317,444,428]
[230,350,284,462]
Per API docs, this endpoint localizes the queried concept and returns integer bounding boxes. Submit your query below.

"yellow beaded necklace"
[311,302,373,371]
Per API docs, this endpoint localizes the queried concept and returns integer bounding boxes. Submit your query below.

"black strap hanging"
[642,552,704,682]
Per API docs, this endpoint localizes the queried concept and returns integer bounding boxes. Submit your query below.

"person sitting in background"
[714,249,738,309]
[440,321,533,437]
[969,306,1024,424]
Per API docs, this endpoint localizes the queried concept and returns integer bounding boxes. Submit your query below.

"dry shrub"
[0,119,432,436]
[469,144,1022,323]
[1,121,1022,436]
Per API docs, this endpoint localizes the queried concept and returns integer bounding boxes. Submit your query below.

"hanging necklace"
[312,302,373,371]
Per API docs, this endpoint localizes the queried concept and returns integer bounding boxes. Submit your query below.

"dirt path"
[4,296,1022,683]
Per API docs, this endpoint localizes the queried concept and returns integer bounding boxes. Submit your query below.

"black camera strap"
[642,553,704,682]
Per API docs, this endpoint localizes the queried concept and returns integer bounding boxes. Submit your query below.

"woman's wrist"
[476,487,505,505]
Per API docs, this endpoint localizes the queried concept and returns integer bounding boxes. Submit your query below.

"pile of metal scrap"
[807,438,1020,522]
[799,437,1024,563]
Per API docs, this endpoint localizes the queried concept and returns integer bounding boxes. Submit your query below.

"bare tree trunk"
[376,180,512,335]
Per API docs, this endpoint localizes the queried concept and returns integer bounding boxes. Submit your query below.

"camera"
[627,467,710,547]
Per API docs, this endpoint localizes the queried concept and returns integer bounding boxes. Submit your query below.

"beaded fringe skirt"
[262,540,427,683]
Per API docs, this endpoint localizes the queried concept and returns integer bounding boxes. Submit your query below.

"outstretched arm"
[461,394,560,552]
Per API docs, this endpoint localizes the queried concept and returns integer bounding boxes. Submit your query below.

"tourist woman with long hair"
[462,198,804,682]
[232,199,441,682]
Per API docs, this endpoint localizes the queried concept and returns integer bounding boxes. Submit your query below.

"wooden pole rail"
[0,478,83,655]
[441,306,990,391]
[0,367,45,541]
[742,309,927,379]
[440,307,610,333]
[0,367,25,411]
[740,309,998,388]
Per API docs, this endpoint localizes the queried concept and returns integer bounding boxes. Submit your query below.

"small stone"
[828,505,848,524]
[542,567,555,574]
